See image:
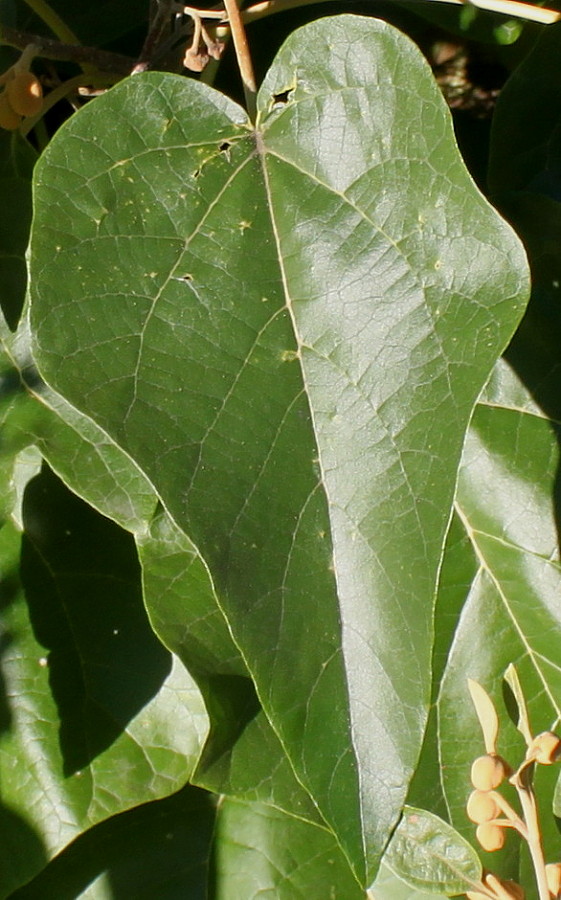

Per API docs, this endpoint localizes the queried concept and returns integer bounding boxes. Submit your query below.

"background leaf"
[8,785,216,900]
[438,360,561,886]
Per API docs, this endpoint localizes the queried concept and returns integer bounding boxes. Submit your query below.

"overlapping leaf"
[437,361,561,879]
[28,15,529,881]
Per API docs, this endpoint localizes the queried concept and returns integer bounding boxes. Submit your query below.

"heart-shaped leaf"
[28,15,529,880]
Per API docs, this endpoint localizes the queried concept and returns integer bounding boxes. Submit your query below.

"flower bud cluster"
[466,677,561,899]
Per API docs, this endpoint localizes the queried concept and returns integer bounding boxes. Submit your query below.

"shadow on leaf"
[19,464,171,775]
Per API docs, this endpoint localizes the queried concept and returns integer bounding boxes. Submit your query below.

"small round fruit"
[546,862,561,895]
[470,754,508,791]
[527,731,561,765]
[466,790,500,824]
[6,70,43,117]
[476,822,505,852]
[0,92,21,130]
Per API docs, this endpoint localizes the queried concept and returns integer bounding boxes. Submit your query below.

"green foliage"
[1,0,560,897]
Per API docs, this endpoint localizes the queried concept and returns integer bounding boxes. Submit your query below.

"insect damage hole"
[271,87,294,108]
[218,140,232,161]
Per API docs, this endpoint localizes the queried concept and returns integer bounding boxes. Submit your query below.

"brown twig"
[220,0,256,114]
[0,25,135,74]
[510,761,551,900]
[133,0,178,73]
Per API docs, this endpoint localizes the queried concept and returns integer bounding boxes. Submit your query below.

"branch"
[0,26,135,74]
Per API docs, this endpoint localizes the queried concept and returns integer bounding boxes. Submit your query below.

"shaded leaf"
[9,784,215,900]
[0,470,207,895]
[0,132,36,330]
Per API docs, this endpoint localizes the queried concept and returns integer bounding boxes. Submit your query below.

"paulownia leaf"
[1,326,310,858]
[0,470,208,896]
[28,15,529,881]
[7,784,215,900]
[213,798,363,899]
[438,362,561,879]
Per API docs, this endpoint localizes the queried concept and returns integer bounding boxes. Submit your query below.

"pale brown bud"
[527,731,561,765]
[466,790,500,824]
[6,70,43,117]
[471,754,509,791]
[476,822,505,852]
[546,862,561,896]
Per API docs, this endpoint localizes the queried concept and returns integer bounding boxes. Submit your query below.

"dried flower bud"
[467,790,500,824]
[471,754,509,791]
[6,70,43,117]
[0,91,22,130]
[527,731,561,765]
[206,39,225,60]
[476,822,505,852]
[183,46,209,72]
[546,862,561,896]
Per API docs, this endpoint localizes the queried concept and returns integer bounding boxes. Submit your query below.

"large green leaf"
[28,15,529,881]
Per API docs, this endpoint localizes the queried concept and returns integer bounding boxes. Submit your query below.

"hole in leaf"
[219,141,231,153]
[271,88,293,106]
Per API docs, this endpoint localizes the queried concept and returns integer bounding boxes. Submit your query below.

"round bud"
[0,91,22,130]
[546,862,561,895]
[476,822,505,852]
[527,731,561,765]
[470,754,508,791]
[6,70,43,117]
[466,790,500,824]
